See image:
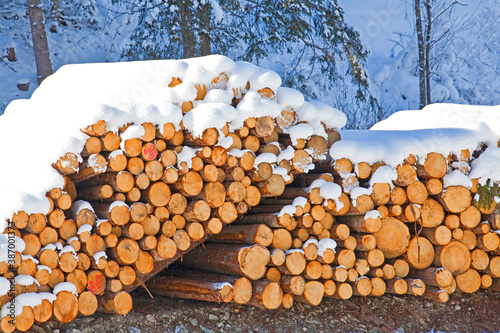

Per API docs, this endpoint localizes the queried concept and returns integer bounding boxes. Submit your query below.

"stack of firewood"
[3,61,500,330]
[0,73,343,331]
[144,146,500,309]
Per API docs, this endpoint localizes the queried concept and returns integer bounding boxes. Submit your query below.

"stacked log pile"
[0,72,342,331]
[146,147,500,309]
[2,56,500,330]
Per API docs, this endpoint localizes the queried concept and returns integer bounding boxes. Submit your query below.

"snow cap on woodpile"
[330,103,500,186]
[0,55,347,231]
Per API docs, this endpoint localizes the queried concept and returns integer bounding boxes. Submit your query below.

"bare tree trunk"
[180,1,196,58]
[28,0,53,84]
[424,0,432,106]
[414,0,426,109]
[199,3,212,56]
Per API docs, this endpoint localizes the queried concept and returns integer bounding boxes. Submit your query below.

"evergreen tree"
[119,0,377,128]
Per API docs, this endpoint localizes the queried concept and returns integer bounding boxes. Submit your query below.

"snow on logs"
[0,56,346,330]
[148,116,500,309]
[2,57,500,327]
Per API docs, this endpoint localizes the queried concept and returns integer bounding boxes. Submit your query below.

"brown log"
[105,150,128,172]
[59,251,78,273]
[481,274,493,288]
[108,238,140,265]
[459,206,481,229]
[472,221,491,234]
[209,224,273,247]
[295,281,324,306]
[434,241,471,275]
[386,278,408,295]
[248,281,283,310]
[33,298,53,323]
[171,229,190,251]
[406,236,434,270]
[93,201,130,226]
[405,279,426,296]
[370,183,391,206]
[424,287,449,303]
[337,213,382,233]
[327,282,352,300]
[53,152,80,175]
[358,249,385,268]
[39,248,59,269]
[370,277,386,296]
[183,200,211,222]
[424,178,443,195]
[420,225,452,246]
[335,249,356,269]
[355,162,372,180]
[175,171,204,197]
[25,213,47,234]
[352,276,372,296]
[194,182,226,208]
[419,198,445,228]
[76,291,98,317]
[416,152,447,178]
[21,233,40,257]
[76,253,91,271]
[146,275,234,303]
[53,291,79,323]
[445,214,460,230]
[470,248,490,271]
[39,226,58,246]
[78,184,114,200]
[477,233,500,252]
[135,172,150,190]
[181,243,270,280]
[100,291,133,315]
[355,258,370,276]
[438,186,472,213]
[141,181,171,207]
[485,256,500,277]
[406,181,428,204]
[256,174,285,197]
[266,267,282,282]
[455,268,481,293]
[412,267,453,288]
[459,229,477,250]
[279,251,307,276]
[394,163,417,186]
[69,154,108,184]
[373,217,410,259]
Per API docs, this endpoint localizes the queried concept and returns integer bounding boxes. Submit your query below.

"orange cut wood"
[142,181,171,207]
[33,299,52,323]
[406,181,428,204]
[79,291,98,316]
[53,291,79,323]
[435,241,471,275]
[101,291,133,315]
[417,152,447,178]
[439,186,472,213]
[374,217,410,259]
[394,163,416,186]
[406,237,434,270]
[419,198,445,228]
[456,268,481,293]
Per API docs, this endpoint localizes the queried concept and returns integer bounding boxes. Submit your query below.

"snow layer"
[331,128,485,167]
[0,55,345,232]
[1,292,42,318]
[53,282,78,296]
